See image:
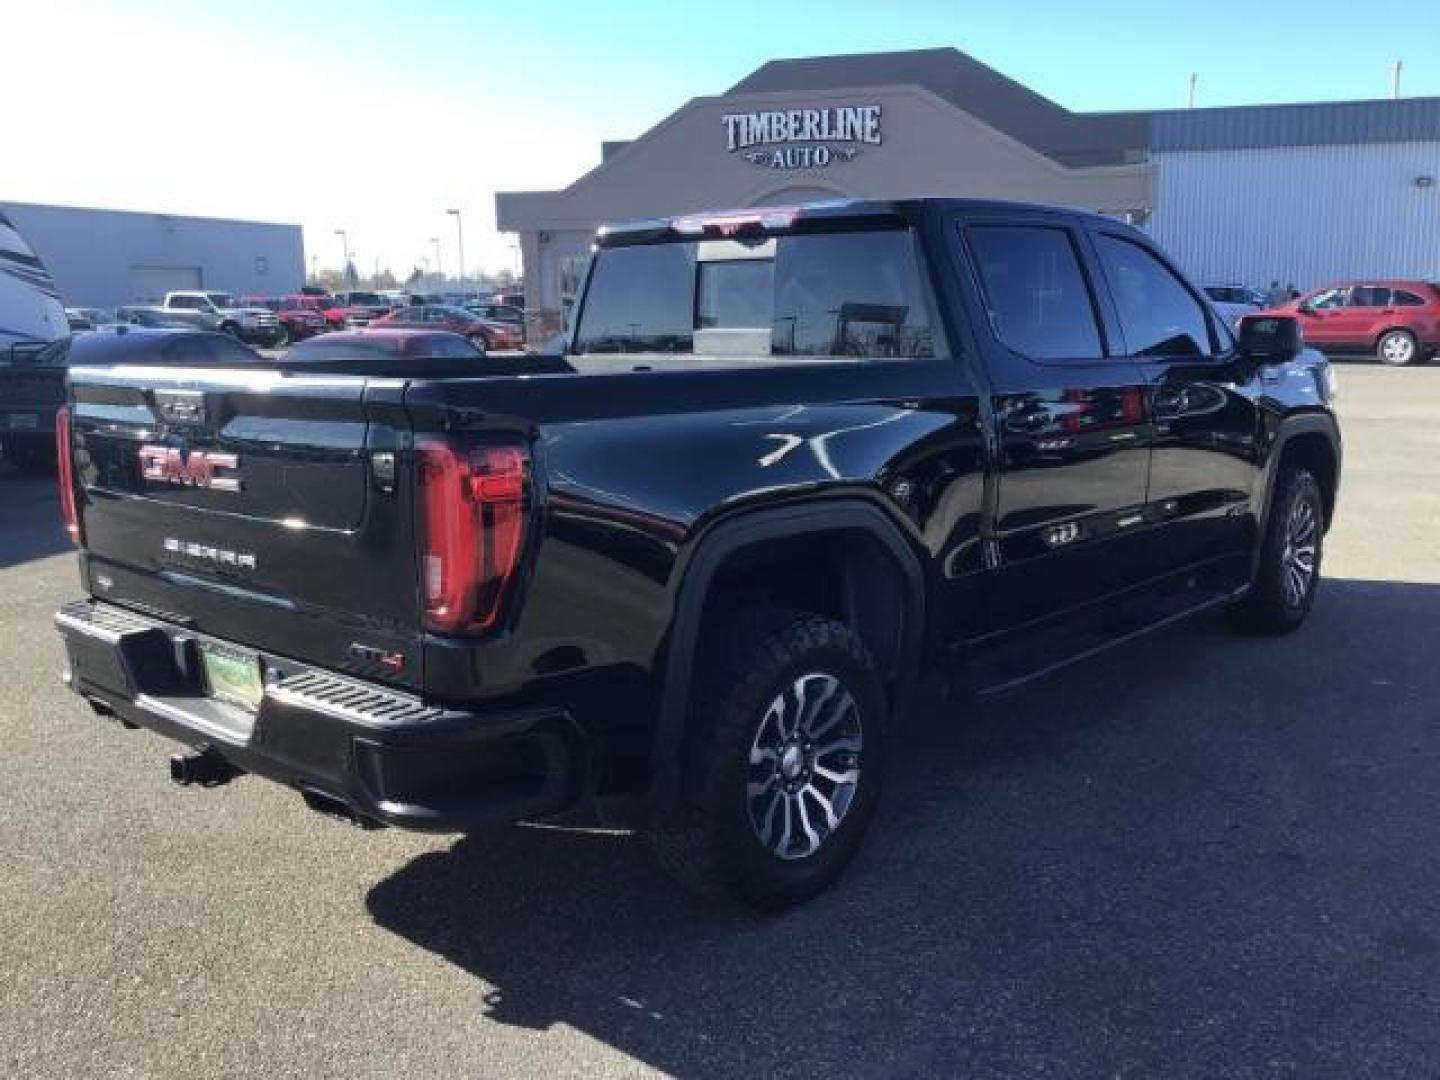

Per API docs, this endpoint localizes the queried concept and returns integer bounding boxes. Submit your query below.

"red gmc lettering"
[137,447,241,492]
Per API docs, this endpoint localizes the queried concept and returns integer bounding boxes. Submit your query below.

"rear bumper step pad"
[55,599,584,831]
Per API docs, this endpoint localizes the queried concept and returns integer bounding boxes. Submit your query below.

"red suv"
[1259,281,1440,365]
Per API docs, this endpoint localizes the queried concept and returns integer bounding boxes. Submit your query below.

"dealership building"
[497,47,1440,337]
[0,201,305,308]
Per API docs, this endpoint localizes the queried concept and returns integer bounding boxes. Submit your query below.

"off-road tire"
[1235,466,1324,634]
[648,610,887,911]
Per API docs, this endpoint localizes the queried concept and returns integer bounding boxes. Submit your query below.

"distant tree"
[405,266,423,286]
[344,259,359,287]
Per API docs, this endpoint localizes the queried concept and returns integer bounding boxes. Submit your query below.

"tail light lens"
[416,438,529,633]
[55,405,81,545]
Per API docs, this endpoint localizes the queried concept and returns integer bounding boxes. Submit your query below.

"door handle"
[1002,407,1054,433]
[1153,388,1190,418]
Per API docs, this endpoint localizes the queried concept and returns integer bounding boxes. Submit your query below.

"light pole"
[430,237,442,285]
[446,209,464,291]
[334,229,349,272]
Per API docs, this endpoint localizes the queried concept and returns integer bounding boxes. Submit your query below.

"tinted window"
[967,225,1102,360]
[573,242,700,354]
[573,231,935,359]
[1309,288,1348,309]
[1394,290,1426,307]
[1351,286,1392,307]
[774,232,934,357]
[1095,234,1212,357]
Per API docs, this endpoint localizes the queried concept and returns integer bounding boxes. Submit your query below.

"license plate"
[199,642,264,711]
[6,413,37,431]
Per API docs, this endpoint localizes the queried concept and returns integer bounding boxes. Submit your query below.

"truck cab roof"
[596,197,1119,247]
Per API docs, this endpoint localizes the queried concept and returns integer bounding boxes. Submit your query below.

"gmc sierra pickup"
[53,199,1341,910]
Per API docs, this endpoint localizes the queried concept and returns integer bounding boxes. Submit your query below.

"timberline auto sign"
[723,105,882,170]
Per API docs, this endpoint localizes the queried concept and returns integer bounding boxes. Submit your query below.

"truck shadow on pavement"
[368,577,1440,1078]
[0,467,71,569]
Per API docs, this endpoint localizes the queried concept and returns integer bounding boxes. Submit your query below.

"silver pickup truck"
[160,291,282,346]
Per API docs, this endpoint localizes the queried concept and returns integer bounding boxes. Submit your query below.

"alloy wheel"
[1281,495,1319,607]
[1381,333,1415,365]
[746,672,863,861]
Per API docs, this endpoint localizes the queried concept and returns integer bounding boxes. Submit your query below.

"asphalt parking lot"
[2,362,1439,1079]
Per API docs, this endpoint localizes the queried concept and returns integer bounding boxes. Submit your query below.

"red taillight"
[55,405,80,545]
[416,438,528,633]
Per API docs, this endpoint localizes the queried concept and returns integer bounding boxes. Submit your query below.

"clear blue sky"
[10,0,1439,275]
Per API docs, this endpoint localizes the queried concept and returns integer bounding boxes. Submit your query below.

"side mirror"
[1238,314,1303,363]
[1295,302,1314,315]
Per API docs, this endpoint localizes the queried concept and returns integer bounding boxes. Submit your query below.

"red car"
[370,304,523,352]
[1258,280,1440,365]
[242,296,327,343]
[282,294,348,331]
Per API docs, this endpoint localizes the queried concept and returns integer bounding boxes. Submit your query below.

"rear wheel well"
[1277,432,1338,528]
[695,528,913,693]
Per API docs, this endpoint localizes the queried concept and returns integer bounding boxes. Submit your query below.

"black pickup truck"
[53,199,1341,910]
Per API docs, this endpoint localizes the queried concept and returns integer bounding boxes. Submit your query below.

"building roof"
[728,48,1440,161]
[1150,97,1440,151]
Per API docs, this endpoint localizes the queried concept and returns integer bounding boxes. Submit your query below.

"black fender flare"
[649,498,926,813]
[1249,411,1342,578]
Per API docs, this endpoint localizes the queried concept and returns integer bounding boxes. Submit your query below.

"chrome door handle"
[1153,389,1190,418]
[1003,407,1053,433]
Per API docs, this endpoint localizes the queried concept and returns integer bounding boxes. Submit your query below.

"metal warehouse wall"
[1148,142,1440,290]
[0,202,305,307]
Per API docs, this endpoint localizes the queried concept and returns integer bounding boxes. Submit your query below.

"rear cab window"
[571,229,941,364]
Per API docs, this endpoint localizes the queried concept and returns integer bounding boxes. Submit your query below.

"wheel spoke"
[782,680,807,740]
[813,763,859,786]
[813,732,862,758]
[804,785,842,831]
[794,793,821,854]
[808,695,855,741]
[798,675,839,736]
[747,773,778,798]
[756,788,782,845]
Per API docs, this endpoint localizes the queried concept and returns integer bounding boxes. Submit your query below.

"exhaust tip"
[169,747,241,787]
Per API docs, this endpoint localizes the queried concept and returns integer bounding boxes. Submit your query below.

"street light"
[446,209,464,291]
[430,237,443,284]
[334,228,349,274]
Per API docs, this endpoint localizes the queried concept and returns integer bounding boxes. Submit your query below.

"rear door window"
[965,225,1103,361]
[1094,234,1214,357]
[572,230,937,360]
[1394,290,1426,307]
[1351,286,1392,307]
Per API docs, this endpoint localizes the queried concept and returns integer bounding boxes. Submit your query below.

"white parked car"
[1202,284,1264,329]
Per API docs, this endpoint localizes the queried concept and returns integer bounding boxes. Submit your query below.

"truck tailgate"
[67,365,423,688]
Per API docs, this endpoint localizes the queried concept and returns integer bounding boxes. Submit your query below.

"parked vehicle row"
[63,289,529,349]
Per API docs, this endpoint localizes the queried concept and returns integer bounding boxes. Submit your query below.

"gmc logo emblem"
[138,446,242,492]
